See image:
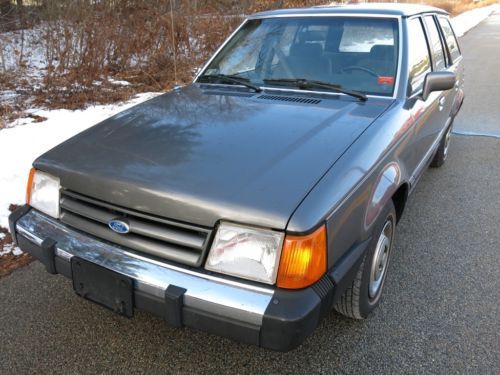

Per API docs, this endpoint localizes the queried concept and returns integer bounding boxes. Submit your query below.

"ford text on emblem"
[108,219,130,234]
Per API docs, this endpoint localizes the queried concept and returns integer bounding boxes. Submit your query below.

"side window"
[438,16,461,63]
[407,18,431,94]
[423,16,446,71]
[339,19,396,52]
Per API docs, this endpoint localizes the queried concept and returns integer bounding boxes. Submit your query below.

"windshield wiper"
[199,74,262,93]
[263,78,367,102]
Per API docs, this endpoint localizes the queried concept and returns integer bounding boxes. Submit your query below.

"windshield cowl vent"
[257,94,321,105]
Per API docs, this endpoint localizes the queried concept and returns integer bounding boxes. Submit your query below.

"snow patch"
[0,242,22,256]
[12,247,23,256]
[108,78,132,86]
[450,4,500,37]
[0,26,47,73]
[0,92,162,229]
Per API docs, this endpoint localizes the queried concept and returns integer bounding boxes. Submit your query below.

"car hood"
[35,85,392,230]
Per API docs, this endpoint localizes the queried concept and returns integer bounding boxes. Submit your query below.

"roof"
[249,3,448,19]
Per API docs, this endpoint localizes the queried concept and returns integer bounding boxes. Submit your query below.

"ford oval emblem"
[108,219,130,234]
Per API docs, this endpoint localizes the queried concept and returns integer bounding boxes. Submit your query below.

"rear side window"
[339,19,396,52]
[423,16,446,71]
[438,16,461,63]
[407,18,431,94]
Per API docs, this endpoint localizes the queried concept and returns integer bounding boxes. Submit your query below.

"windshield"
[198,17,399,97]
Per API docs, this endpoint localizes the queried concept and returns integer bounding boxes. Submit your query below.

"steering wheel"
[341,66,379,78]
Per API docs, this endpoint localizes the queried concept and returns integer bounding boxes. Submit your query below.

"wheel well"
[392,183,408,223]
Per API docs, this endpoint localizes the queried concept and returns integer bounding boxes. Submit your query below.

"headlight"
[26,168,60,218]
[205,222,284,284]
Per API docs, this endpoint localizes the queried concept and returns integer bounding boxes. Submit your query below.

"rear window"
[438,16,461,63]
[339,19,396,52]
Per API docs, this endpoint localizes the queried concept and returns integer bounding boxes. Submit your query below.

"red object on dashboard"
[378,76,395,85]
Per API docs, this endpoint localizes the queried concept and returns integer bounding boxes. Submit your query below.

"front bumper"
[10,206,335,351]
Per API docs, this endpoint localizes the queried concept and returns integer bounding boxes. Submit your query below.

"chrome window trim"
[248,13,403,20]
[194,14,403,100]
[407,89,423,101]
[406,15,433,96]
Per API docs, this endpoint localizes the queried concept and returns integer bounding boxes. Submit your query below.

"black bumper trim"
[164,285,186,327]
[330,239,370,305]
[261,287,323,351]
[40,238,57,274]
[8,204,31,245]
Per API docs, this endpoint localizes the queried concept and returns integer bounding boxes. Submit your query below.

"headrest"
[369,45,395,60]
[289,42,323,58]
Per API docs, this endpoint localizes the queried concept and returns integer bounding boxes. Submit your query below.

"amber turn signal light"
[277,225,327,289]
[26,167,36,205]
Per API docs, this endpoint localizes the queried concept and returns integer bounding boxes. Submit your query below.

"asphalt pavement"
[1,12,499,375]
[453,10,500,138]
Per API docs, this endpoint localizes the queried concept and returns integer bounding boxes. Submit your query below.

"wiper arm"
[199,74,262,93]
[264,78,367,102]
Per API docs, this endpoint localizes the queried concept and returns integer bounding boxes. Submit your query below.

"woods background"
[0,0,496,119]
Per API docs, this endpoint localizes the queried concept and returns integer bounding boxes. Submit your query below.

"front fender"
[364,162,401,229]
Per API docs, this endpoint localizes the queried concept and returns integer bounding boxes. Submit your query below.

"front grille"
[59,190,212,267]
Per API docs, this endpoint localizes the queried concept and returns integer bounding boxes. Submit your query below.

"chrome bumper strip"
[16,210,273,326]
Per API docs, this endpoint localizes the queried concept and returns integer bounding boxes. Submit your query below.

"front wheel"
[430,123,453,168]
[334,201,396,319]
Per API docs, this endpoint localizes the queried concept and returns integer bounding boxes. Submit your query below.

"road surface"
[1,11,499,374]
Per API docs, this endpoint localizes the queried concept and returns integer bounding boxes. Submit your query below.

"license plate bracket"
[71,257,133,318]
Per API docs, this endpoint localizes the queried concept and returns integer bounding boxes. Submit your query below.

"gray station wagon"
[10,3,464,351]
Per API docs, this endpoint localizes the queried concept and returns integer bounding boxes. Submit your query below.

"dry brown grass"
[1,0,329,121]
[0,229,33,277]
[0,205,33,275]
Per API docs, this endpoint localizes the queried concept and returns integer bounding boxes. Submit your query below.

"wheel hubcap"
[369,220,393,299]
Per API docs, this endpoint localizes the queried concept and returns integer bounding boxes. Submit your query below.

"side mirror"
[421,71,456,101]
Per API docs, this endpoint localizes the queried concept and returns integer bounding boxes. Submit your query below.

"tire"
[334,200,396,319]
[430,123,453,168]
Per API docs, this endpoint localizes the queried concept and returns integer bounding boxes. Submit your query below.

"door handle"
[439,96,445,111]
